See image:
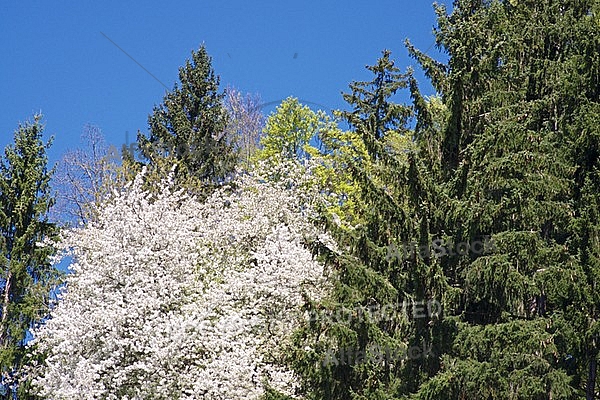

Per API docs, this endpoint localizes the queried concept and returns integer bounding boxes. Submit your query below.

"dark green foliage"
[137,45,237,194]
[0,115,60,399]
[290,0,600,398]
[410,0,600,398]
[338,50,413,161]
[288,50,444,399]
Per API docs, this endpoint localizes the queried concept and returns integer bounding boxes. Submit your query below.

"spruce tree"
[291,1,600,398]
[0,115,60,398]
[289,50,443,399]
[137,45,236,193]
[406,0,600,398]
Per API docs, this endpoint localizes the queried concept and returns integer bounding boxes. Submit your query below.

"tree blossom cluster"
[29,162,333,399]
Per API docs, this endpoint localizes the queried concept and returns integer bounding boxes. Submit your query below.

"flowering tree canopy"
[29,162,333,399]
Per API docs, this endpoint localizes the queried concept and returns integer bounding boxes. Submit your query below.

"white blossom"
[30,162,333,399]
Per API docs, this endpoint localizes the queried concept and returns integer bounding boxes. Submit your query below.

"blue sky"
[1,1,448,166]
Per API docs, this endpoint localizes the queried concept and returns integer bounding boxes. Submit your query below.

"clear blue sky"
[1,1,449,165]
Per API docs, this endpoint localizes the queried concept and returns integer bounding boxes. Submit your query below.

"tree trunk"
[0,271,11,348]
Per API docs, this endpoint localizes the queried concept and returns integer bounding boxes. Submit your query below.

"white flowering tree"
[29,162,333,399]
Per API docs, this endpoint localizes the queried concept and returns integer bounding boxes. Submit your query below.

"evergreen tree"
[0,115,60,398]
[406,0,600,398]
[288,50,442,399]
[291,1,600,398]
[137,45,236,193]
